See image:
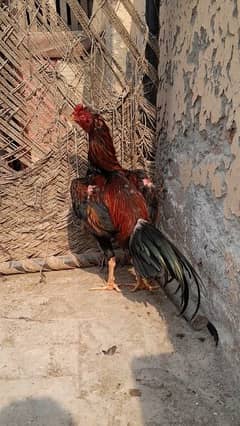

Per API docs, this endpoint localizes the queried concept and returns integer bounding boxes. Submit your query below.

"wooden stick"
[0,250,126,275]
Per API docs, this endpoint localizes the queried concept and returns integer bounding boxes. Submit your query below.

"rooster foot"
[131,277,159,292]
[90,280,121,292]
[91,257,121,291]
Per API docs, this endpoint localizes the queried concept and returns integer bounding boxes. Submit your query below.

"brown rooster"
[70,104,204,318]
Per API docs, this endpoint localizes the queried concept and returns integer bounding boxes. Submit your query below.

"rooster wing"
[70,176,116,260]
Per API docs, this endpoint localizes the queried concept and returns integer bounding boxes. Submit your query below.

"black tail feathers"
[129,219,204,319]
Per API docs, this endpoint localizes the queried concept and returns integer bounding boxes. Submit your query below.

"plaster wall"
[157,0,240,368]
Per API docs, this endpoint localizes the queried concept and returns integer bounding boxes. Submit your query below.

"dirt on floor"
[0,266,239,426]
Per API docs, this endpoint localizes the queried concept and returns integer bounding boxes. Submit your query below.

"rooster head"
[71,104,95,133]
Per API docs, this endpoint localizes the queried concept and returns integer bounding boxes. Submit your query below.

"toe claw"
[90,281,121,292]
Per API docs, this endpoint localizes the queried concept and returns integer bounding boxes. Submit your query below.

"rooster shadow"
[117,267,240,425]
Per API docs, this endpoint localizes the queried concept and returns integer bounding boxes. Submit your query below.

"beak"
[68,113,74,122]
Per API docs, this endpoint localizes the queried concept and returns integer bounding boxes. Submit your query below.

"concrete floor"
[0,267,239,426]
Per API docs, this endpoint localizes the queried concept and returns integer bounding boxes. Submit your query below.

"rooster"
[70,104,204,318]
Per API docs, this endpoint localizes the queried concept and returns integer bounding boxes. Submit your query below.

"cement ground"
[0,267,239,426]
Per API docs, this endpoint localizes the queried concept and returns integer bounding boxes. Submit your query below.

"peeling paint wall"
[157,0,240,368]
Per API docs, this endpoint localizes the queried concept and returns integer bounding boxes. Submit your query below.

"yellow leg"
[130,275,159,292]
[91,257,121,292]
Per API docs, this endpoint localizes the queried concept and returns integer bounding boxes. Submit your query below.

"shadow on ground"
[83,266,240,425]
[0,397,76,426]
[129,297,238,425]
[117,270,239,425]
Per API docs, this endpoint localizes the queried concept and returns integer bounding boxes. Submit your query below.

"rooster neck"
[88,126,123,173]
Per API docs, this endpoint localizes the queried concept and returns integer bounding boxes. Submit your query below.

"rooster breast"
[102,172,149,246]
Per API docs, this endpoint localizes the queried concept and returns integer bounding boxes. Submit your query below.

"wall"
[157,0,240,368]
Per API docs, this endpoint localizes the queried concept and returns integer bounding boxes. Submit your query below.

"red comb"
[73,104,86,114]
